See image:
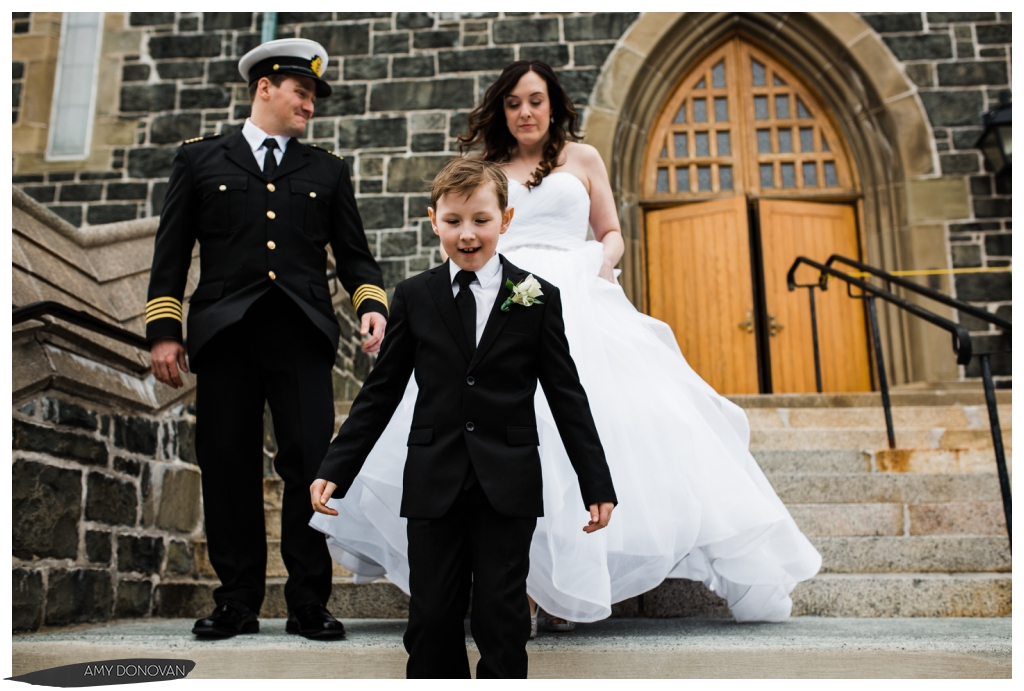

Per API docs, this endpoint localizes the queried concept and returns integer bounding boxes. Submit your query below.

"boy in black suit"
[311,158,616,678]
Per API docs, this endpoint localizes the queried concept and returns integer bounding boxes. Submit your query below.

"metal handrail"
[13,301,149,350]
[824,254,1012,332]
[787,255,1011,546]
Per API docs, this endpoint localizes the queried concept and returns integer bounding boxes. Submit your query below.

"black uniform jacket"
[145,129,388,370]
[317,256,618,519]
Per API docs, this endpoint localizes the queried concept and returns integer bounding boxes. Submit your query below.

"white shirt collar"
[242,118,290,154]
[449,252,502,288]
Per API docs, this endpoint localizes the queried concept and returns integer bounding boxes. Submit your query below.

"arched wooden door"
[643,36,871,394]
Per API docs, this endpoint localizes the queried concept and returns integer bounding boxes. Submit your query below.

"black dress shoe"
[286,603,346,640]
[192,600,259,638]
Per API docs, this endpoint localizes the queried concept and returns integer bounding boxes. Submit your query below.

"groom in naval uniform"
[146,38,388,640]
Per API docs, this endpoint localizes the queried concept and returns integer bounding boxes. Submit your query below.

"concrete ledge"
[12,617,1010,678]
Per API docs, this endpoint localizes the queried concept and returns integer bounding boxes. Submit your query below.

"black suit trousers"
[404,481,537,679]
[195,287,335,613]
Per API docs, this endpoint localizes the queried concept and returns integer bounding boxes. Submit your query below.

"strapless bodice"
[499,172,591,252]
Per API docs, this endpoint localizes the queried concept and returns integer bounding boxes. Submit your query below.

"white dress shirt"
[450,253,503,346]
[242,118,289,169]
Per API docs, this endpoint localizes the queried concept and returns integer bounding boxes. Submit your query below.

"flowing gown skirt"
[311,240,822,622]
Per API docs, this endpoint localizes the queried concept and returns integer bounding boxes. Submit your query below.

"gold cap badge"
[311,56,323,77]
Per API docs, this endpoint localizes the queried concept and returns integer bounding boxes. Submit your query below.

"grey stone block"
[107,183,148,201]
[359,196,405,230]
[493,18,559,44]
[574,43,615,68]
[386,155,449,193]
[564,13,638,41]
[43,399,98,431]
[753,450,870,474]
[45,569,112,626]
[641,579,731,618]
[344,56,388,81]
[397,13,434,30]
[156,62,205,80]
[976,24,1011,44]
[151,113,202,145]
[277,13,332,25]
[326,580,410,619]
[207,60,245,84]
[202,12,253,30]
[381,231,419,257]
[47,205,83,227]
[58,184,103,202]
[861,13,923,33]
[165,541,193,575]
[122,64,151,82]
[438,47,515,73]
[21,186,56,203]
[520,44,570,68]
[114,415,159,456]
[129,12,174,26]
[300,24,371,56]
[882,35,953,61]
[410,132,445,152]
[175,420,197,465]
[556,68,601,104]
[86,472,138,527]
[87,205,138,225]
[127,148,177,179]
[984,233,1011,256]
[393,56,435,78]
[926,12,996,23]
[117,535,165,575]
[413,30,459,50]
[13,569,43,632]
[86,530,112,564]
[940,152,980,175]
[955,271,1010,301]
[315,85,367,117]
[13,420,107,467]
[153,582,216,618]
[937,61,1008,86]
[951,244,982,268]
[180,87,231,110]
[148,34,222,60]
[373,32,409,55]
[338,117,406,149]
[973,198,1012,219]
[920,90,985,127]
[115,580,154,618]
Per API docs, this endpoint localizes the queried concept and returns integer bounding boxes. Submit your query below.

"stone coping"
[13,185,160,248]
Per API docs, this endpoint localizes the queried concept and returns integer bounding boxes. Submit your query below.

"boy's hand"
[583,502,614,533]
[310,479,339,515]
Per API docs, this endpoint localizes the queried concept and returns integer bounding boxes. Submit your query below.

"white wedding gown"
[310,172,821,622]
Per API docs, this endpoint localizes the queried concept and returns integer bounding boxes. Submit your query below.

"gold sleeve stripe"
[352,284,388,311]
[146,297,182,310]
[146,306,182,318]
[146,303,182,317]
[145,310,183,324]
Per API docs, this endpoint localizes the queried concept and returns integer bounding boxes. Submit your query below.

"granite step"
[194,540,351,579]
[749,427,1010,450]
[812,536,1011,574]
[786,501,1008,537]
[728,390,1012,409]
[752,449,870,474]
[745,405,1011,430]
[11,617,1011,679]
[766,472,1005,504]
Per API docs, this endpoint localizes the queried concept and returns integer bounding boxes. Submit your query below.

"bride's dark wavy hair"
[457,60,582,190]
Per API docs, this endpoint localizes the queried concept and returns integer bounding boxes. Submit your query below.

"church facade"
[12,12,1012,392]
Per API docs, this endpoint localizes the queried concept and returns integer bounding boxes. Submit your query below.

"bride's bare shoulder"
[563,141,601,162]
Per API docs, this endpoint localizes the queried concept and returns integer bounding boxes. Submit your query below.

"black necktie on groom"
[262,138,279,178]
[454,270,478,356]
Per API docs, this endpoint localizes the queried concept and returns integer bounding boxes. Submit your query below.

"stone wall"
[860,12,1012,382]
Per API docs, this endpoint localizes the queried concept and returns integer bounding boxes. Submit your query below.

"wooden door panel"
[646,196,759,394]
[759,199,871,393]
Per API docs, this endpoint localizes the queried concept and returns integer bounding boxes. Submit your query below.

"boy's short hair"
[430,157,508,212]
[248,73,289,102]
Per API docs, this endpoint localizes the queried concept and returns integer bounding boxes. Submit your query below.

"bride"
[311,60,821,631]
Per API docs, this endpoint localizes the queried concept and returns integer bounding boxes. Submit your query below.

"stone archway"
[583,12,957,386]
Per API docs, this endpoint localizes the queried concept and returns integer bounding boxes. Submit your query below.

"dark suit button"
[465,422,475,432]
[466,376,475,386]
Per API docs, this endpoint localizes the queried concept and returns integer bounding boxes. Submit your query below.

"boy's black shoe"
[286,603,347,640]
[192,600,260,638]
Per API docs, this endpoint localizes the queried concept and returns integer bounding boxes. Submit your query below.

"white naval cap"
[238,37,331,98]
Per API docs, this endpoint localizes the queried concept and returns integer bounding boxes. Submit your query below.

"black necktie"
[262,138,279,178]
[454,270,477,356]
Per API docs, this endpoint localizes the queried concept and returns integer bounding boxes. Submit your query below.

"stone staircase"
[158,390,1011,619]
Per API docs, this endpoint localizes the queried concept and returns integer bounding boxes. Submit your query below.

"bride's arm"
[580,145,624,282]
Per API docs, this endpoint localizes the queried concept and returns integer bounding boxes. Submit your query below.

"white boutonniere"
[500,274,544,312]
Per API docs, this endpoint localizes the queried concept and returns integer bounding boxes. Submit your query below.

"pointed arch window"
[644,37,857,199]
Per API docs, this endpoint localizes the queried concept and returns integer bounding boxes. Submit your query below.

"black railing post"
[980,354,1012,548]
[807,286,823,393]
[866,295,896,449]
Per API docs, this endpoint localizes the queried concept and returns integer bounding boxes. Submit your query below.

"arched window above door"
[643,36,858,201]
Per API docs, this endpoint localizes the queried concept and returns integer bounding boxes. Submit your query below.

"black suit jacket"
[145,129,388,370]
[317,256,617,519]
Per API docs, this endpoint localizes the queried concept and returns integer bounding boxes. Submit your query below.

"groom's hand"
[583,502,614,533]
[310,478,339,515]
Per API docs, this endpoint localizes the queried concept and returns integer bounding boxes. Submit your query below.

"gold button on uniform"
[266,210,276,219]
[267,183,276,192]
[219,184,227,191]
[267,241,276,250]
[268,271,276,280]
[309,191,317,198]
